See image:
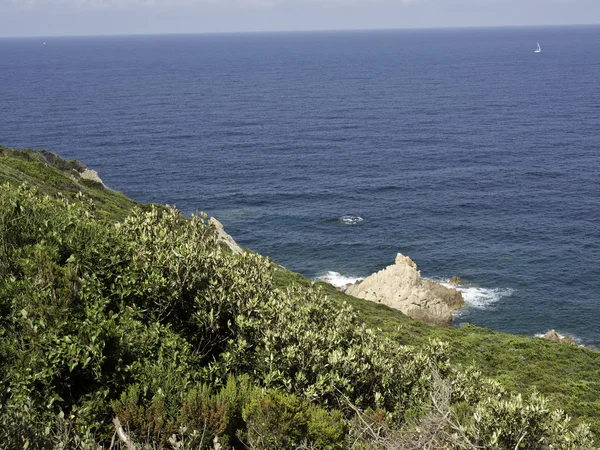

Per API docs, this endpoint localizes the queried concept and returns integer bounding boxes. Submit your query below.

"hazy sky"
[1,0,599,37]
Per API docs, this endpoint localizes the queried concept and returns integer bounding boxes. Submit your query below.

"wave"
[339,215,363,225]
[439,280,514,310]
[317,271,363,290]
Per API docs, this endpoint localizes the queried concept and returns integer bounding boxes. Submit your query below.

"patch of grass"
[0,146,139,221]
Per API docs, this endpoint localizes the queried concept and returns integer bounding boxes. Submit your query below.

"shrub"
[242,390,347,450]
[468,392,595,449]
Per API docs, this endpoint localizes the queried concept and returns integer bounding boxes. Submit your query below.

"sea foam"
[317,271,363,289]
[439,281,514,310]
[340,215,363,225]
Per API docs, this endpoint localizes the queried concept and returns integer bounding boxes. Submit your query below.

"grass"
[3,146,599,435]
[0,146,139,221]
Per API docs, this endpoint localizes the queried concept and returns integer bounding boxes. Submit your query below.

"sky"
[0,0,599,37]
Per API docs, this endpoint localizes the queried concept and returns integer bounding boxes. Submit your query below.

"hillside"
[0,147,598,449]
[0,146,138,221]
[277,270,600,433]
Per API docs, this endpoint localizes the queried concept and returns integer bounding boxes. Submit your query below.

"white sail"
[535,42,542,53]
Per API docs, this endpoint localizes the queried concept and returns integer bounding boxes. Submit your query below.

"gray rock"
[79,168,105,187]
[209,217,243,255]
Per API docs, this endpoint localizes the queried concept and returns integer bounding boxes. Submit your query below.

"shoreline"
[316,259,592,349]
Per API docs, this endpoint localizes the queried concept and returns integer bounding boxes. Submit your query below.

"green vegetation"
[0,148,598,449]
[0,146,138,220]
[276,269,600,435]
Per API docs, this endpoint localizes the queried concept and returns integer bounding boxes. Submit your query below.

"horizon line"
[1,22,598,40]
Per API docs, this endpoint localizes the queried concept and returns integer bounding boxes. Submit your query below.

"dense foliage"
[0,182,595,449]
[3,147,600,432]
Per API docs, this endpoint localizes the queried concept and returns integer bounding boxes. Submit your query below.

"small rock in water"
[448,276,462,286]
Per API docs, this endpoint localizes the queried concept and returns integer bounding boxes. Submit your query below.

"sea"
[1,26,599,347]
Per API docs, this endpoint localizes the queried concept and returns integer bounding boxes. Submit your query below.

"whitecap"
[317,271,363,290]
[340,215,363,225]
[439,281,514,310]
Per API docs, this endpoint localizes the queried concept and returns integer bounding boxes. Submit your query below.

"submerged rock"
[209,217,243,255]
[345,253,464,325]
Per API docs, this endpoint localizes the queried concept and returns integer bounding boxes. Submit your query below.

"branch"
[113,417,136,450]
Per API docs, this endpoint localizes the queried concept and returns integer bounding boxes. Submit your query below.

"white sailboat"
[534,42,542,53]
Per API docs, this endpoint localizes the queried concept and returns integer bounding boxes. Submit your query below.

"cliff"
[346,253,464,325]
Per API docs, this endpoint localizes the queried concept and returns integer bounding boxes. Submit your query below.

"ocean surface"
[1,26,599,347]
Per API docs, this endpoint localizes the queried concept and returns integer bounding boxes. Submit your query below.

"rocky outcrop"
[448,276,462,286]
[79,168,105,187]
[345,253,464,325]
[209,217,243,255]
[541,330,577,346]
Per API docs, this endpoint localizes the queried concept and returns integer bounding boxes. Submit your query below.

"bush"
[242,390,347,449]
[469,392,595,449]
[111,375,261,449]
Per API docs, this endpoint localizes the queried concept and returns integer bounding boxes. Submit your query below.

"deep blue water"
[1,26,599,347]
